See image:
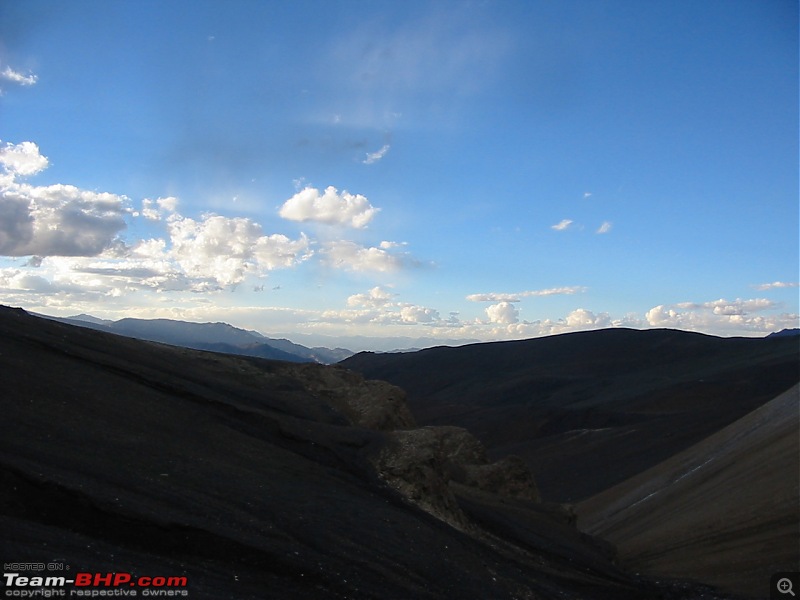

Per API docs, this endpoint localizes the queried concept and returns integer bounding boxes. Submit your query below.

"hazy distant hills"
[54,314,354,364]
[341,328,799,502]
[51,313,480,361]
[1,305,736,599]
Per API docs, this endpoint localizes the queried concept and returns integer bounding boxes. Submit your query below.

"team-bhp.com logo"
[3,570,188,597]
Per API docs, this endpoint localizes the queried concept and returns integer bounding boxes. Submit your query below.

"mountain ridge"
[49,313,353,364]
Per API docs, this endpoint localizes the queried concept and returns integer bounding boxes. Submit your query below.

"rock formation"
[275,362,543,534]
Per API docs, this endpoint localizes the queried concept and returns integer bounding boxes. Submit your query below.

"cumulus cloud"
[322,240,405,272]
[0,141,130,258]
[0,269,55,293]
[0,141,49,176]
[347,286,395,308]
[551,219,573,231]
[753,281,799,291]
[1,66,38,87]
[467,286,586,303]
[400,304,440,323]
[1,184,128,257]
[16,211,316,298]
[363,144,390,165]
[596,221,612,234]
[279,186,379,228]
[565,308,611,328]
[486,301,519,324]
[322,300,443,329]
[168,214,311,286]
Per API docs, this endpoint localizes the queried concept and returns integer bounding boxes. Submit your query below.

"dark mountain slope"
[0,306,729,599]
[341,328,799,501]
[578,385,800,598]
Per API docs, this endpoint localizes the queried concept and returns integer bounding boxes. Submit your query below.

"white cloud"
[139,197,178,221]
[753,281,799,291]
[279,186,379,228]
[596,221,612,234]
[1,183,128,257]
[322,300,444,329]
[1,66,38,87]
[400,304,440,323]
[253,233,312,271]
[363,144,390,165]
[347,286,395,308]
[0,141,130,258]
[674,298,777,316]
[168,214,311,286]
[551,219,573,231]
[466,286,586,303]
[0,269,55,293]
[0,141,49,176]
[468,292,520,303]
[565,308,611,328]
[322,240,405,273]
[486,301,519,324]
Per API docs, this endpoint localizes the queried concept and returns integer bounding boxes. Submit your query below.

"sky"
[0,0,797,350]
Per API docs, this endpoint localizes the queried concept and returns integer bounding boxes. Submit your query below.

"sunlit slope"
[578,385,800,598]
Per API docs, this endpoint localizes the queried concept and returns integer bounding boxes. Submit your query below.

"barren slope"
[578,385,800,599]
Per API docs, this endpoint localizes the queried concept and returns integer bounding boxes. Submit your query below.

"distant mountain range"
[50,314,354,364]
[42,313,796,364]
[45,313,482,360]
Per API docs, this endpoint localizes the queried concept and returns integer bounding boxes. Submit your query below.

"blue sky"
[0,0,797,349]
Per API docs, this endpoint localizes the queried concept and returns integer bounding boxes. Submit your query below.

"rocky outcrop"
[285,363,543,532]
[285,363,416,431]
[372,425,540,530]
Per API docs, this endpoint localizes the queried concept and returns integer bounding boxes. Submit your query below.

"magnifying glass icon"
[778,578,796,596]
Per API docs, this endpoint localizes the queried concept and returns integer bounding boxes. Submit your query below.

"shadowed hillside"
[0,306,740,599]
[341,328,799,502]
